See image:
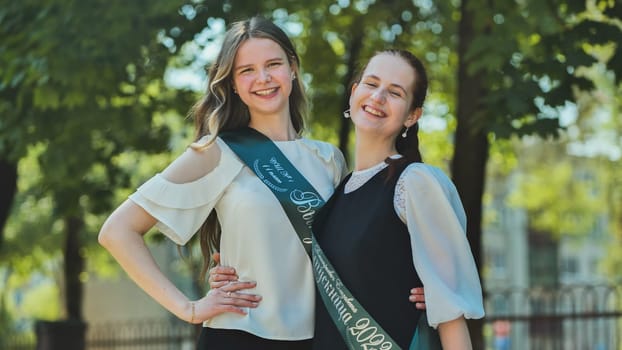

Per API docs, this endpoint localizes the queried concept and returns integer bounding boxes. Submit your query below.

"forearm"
[438,316,472,350]
[98,204,192,322]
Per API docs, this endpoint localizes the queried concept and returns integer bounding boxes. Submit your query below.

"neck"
[248,112,298,141]
[353,130,398,171]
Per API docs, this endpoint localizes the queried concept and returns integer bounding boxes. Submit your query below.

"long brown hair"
[190,16,309,281]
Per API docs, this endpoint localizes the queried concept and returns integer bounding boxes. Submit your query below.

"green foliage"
[3,145,62,264]
[569,52,622,280]
[508,159,604,237]
[464,0,621,138]
[418,114,458,171]
[0,271,16,344]
[600,157,622,281]
[20,281,62,321]
[487,137,520,178]
[295,0,456,135]
[0,0,201,321]
[499,30,622,279]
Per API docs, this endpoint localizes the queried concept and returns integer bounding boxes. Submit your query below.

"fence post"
[35,319,87,350]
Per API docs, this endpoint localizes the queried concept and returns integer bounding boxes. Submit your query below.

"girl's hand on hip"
[208,252,240,288]
[189,282,262,323]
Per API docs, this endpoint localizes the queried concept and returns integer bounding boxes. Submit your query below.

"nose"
[371,88,386,103]
[259,68,272,82]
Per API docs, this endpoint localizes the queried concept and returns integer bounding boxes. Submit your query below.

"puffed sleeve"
[128,138,243,245]
[397,164,485,328]
[299,138,349,186]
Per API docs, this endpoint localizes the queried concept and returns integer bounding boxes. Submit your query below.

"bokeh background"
[1,1,621,349]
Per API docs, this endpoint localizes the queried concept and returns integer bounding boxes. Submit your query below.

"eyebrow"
[363,74,408,94]
[235,57,285,72]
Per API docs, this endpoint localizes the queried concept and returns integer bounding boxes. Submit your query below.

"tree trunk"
[0,158,18,250]
[338,21,365,164]
[64,216,85,320]
[452,0,489,348]
[35,217,87,350]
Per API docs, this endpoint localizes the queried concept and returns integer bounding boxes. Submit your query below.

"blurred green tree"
[0,0,200,340]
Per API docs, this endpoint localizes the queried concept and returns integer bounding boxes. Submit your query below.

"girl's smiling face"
[349,53,419,138]
[232,38,295,120]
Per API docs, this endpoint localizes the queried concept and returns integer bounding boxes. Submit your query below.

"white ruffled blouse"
[345,159,485,328]
[129,136,347,340]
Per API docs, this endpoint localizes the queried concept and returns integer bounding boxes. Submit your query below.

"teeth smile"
[255,88,277,96]
[364,106,384,117]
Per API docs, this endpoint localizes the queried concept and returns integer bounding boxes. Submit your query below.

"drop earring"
[343,109,351,118]
[401,127,409,138]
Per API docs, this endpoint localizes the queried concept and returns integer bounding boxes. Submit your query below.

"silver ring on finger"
[227,291,231,297]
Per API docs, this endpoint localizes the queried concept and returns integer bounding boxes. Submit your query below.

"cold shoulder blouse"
[129,136,347,340]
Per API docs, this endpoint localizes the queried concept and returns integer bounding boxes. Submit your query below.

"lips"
[253,87,279,96]
[363,105,386,117]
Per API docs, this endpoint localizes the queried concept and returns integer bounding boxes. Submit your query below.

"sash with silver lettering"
[219,127,440,350]
[313,236,441,350]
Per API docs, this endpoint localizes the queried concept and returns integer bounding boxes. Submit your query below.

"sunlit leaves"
[508,161,604,238]
[0,0,201,324]
[461,0,622,140]
[20,282,62,321]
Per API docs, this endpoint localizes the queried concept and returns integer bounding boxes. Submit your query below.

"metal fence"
[86,319,197,350]
[484,284,622,350]
[4,319,197,350]
[6,285,622,350]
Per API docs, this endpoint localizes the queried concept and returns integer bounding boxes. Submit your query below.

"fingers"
[409,287,426,310]
[207,255,238,289]
[223,290,262,304]
[209,265,238,277]
[220,282,261,302]
[208,273,239,289]
[408,293,425,302]
[222,280,258,293]
[196,295,258,320]
[209,280,233,289]
[208,282,261,301]
[208,287,262,310]
[208,271,238,283]
[196,283,262,321]
[212,252,221,265]
[410,287,424,295]
[208,265,239,287]
[210,281,257,295]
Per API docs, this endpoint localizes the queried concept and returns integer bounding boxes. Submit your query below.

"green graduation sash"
[219,127,440,350]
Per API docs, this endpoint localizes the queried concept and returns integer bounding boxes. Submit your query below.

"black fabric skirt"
[197,327,312,350]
